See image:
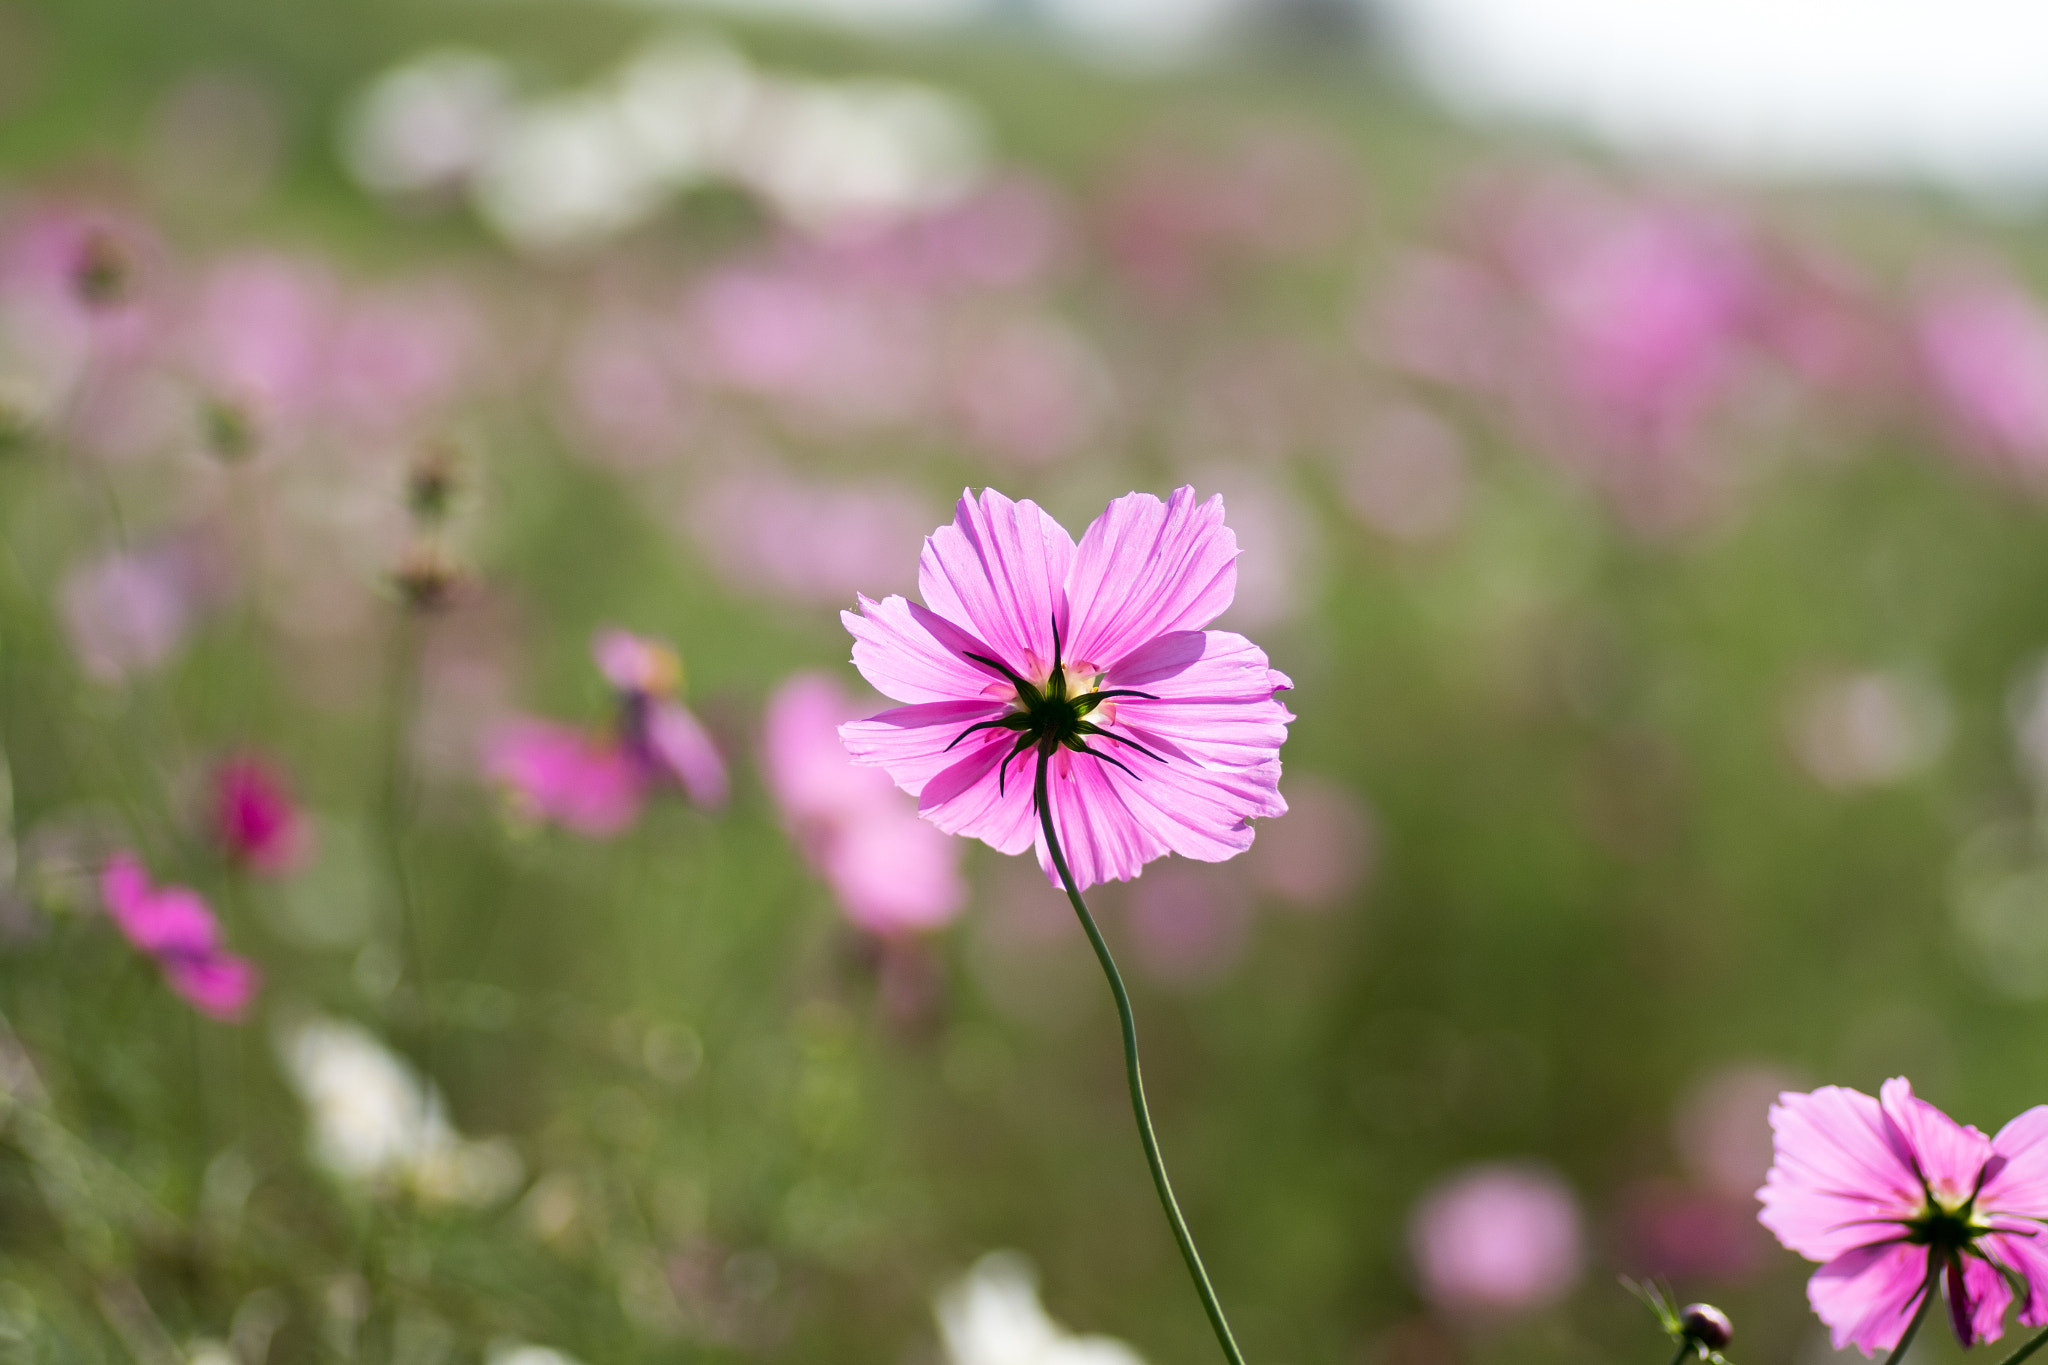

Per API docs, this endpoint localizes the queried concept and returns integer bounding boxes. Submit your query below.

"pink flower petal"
[915,735,1038,857]
[1985,1230,2048,1328]
[1809,1242,1933,1356]
[844,594,1007,705]
[645,701,728,809]
[1065,487,1239,670]
[1954,1254,2016,1347]
[1986,1106,2048,1219]
[1759,1085,1923,1262]
[485,719,646,837]
[840,699,1011,799]
[916,488,1074,680]
[165,952,260,1022]
[1879,1077,1997,1204]
[820,812,966,935]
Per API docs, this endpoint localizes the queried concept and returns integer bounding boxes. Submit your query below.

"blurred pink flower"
[945,315,1101,466]
[1759,1078,2048,1354]
[485,718,646,838]
[1409,1163,1585,1314]
[1617,1180,1766,1283]
[485,629,725,835]
[840,486,1294,891]
[1675,1063,1804,1198]
[59,546,195,681]
[557,304,695,466]
[685,469,933,606]
[688,257,931,428]
[0,201,162,360]
[594,628,728,809]
[763,672,965,935]
[325,279,484,436]
[211,753,310,874]
[180,252,334,450]
[813,176,1073,294]
[1914,266,2048,484]
[99,851,259,1020]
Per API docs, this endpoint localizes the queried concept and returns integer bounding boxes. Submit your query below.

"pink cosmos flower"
[594,628,729,809]
[210,753,310,874]
[763,673,966,935]
[839,486,1294,891]
[1913,266,2048,485]
[485,718,646,837]
[485,629,725,835]
[1758,1078,2048,1355]
[60,546,197,682]
[99,851,259,1021]
[1409,1163,1586,1314]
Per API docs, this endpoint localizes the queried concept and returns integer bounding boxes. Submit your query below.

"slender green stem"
[1882,1262,1943,1365]
[1994,1325,2048,1365]
[378,611,434,1073]
[1033,752,1248,1365]
[1667,1342,1693,1365]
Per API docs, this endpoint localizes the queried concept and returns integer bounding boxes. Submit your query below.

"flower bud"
[407,443,459,523]
[72,231,131,308]
[391,542,461,612]
[201,398,255,463]
[1680,1304,1732,1352]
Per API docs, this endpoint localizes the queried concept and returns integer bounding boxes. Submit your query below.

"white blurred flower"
[474,93,674,252]
[1787,668,1950,790]
[277,1017,523,1206]
[936,1252,1145,1365]
[612,38,759,183]
[488,1343,586,1365]
[735,80,984,234]
[341,50,515,196]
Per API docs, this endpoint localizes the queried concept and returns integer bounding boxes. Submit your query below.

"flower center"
[1905,1193,1988,1254]
[945,616,1164,800]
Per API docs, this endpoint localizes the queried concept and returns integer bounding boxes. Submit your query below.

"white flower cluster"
[342,37,985,252]
[936,1252,1145,1365]
[277,1017,524,1207]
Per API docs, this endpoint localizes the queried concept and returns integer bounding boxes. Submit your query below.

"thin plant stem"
[377,610,434,1074]
[1995,1326,2048,1365]
[1882,1262,1943,1365]
[1667,1342,1693,1365]
[1032,751,1248,1365]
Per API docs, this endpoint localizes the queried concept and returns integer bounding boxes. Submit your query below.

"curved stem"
[1033,752,1248,1365]
[1882,1262,1943,1365]
[1995,1326,2048,1365]
[1666,1343,1693,1365]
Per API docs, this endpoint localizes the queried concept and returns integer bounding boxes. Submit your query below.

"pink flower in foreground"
[485,629,725,836]
[99,852,258,1021]
[210,753,310,874]
[1409,1164,1585,1314]
[1759,1078,2048,1355]
[764,673,966,935]
[839,486,1293,891]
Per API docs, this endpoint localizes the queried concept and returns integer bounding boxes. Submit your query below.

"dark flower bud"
[201,398,255,463]
[391,542,462,613]
[406,443,459,523]
[72,232,130,308]
[1680,1304,1733,1352]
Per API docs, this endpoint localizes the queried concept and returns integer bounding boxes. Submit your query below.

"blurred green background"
[6,1,2048,1363]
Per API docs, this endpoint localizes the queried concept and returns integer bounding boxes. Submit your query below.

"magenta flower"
[593,629,727,809]
[486,629,725,836]
[99,852,259,1021]
[211,753,311,874]
[839,486,1293,891]
[485,719,646,837]
[1913,266,2048,484]
[763,672,965,936]
[1759,1078,2048,1355]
